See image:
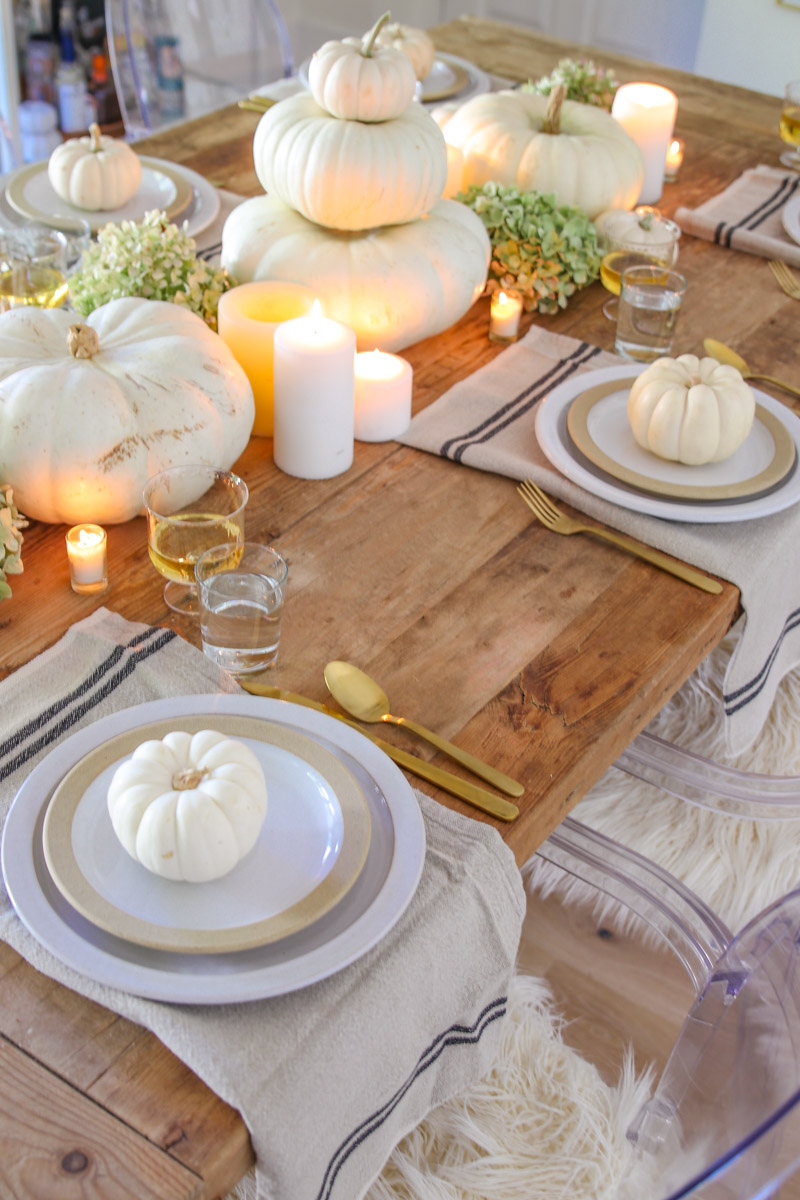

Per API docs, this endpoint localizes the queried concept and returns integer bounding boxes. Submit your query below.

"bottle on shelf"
[153,0,185,122]
[87,48,122,128]
[23,0,57,106]
[56,2,90,134]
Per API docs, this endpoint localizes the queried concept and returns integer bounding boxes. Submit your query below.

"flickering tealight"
[489,290,523,343]
[354,350,413,442]
[273,299,356,479]
[664,137,685,182]
[66,524,108,594]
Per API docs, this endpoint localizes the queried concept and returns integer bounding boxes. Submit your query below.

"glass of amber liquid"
[779,79,800,170]
[142,465,249,614]
[599,207,681,321]
[0,222,69,312]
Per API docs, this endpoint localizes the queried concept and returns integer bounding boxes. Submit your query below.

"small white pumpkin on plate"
[627,354,756,465]
[107,730,268,883]
[48,123,142,211]
[375,20,436,82]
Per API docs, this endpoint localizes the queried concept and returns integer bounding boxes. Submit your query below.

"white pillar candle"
[611,82,678,205]
[354,350,413,442]
[489,290,523,342]
[66,524,108,593]
[273,300,356,479]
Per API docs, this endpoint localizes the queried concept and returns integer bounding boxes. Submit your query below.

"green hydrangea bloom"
[69,210,235,330]
[458,183,601,314]
[521,58,619,110]
[0,486,27,601]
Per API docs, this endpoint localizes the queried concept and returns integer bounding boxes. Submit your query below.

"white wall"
[694,0,800,97]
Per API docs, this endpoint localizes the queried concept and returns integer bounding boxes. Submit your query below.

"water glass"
[615,265,687,363]
[196,542,288,674]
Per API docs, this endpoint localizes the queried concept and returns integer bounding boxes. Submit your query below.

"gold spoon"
[323,661,524,798]
[703,339,800,400]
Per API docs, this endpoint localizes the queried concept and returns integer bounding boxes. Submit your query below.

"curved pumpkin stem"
[67,324,100,359]
[88,122,102,152]
[542,84,566,135]
[361,11,391,56]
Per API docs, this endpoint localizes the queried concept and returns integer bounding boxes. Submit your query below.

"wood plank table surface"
[1,17,796,1196]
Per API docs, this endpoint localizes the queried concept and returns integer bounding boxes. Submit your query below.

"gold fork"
[517,480,723,594]
[768,259,800,300]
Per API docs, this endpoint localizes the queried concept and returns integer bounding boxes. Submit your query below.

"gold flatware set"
[703,338,800,400]
[768,259,800,301]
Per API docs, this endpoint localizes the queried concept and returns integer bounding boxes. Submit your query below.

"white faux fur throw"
[227,975,654,1200]
[557,621,800,933]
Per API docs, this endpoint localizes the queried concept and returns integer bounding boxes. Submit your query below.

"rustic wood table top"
[1,17,796,1197]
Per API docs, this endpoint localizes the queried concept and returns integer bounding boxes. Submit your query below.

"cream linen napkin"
[399,326,800,756]
[0,609,525,1200]
[675,164,800,267]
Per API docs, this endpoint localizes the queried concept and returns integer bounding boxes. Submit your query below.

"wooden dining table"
[1,15,797,1197]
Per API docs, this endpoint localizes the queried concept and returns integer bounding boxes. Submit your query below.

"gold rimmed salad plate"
[567,378,797,502]
[41,714,371,955]
[5,156,194,233]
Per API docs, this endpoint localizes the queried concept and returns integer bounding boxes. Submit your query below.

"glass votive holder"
[66,524,108,594]
[664,138,685,182]
[489,289,523,343]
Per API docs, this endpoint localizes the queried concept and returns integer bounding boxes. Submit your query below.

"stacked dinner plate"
[1,155,221,239]
[782,190,800,247]
[1,696,425,1003]
[535,364,800,523]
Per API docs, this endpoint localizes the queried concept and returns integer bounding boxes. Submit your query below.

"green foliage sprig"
[521,58,619,110]
[0,486,27,600]
[458,183,601,314]
[69,210,234,330]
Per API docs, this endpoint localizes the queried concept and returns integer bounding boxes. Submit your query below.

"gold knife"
[238,681,520,822]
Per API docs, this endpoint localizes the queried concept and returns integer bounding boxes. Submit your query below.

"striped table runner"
[675,165,800,266]
[399,326,800,755]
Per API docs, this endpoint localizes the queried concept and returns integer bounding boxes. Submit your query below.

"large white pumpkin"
[434,89,643,218]
[628,355,756,465]
[253,93,447,232]
[221,195,490,352]
[0,298,254,524]
[107,730,268,883]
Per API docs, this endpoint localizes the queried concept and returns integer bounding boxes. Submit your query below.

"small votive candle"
[66,524,108,594]
[354,350,413,442]
[489,290,523,343]
[664,137,685,182]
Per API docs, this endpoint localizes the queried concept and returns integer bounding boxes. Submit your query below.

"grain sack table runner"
[400,326,800,755]
[0,609,525,1200]
[675,164,800,267]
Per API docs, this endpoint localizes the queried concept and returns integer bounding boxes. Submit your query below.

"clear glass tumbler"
[614,264,688,363]
[196,542,288,674]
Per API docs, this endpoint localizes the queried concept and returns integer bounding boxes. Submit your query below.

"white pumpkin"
[308,12,416,122]
[628,355,756,465]
[375,21,436,81]
[107,730,268,883]
[0,298,254,524]
[434,87,643,218]
[47,123,142,211]
[221,194,490,352]
[253,93,447,232]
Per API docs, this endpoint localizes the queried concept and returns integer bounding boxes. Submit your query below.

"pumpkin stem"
[361,11,391,57]
[172,767,209,791]
[67,324,100,359]
[88,122,102,152]
[542,84,566,135]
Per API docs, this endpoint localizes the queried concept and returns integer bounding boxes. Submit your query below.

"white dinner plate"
[297,51,490,107]
[535,364,800,523]
[782,189,800,247]
[5,156,194,232]
[2,695,425,1004]
[41,715,372,954]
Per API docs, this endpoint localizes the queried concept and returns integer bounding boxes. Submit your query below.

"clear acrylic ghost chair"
[531,818,800,1199]
[105,0,294,139]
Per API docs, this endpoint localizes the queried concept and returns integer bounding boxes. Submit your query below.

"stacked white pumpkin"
[221,14,491,353]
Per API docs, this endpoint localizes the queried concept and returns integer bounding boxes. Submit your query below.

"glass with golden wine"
[779,79,800,170]
[0,222,69,312]
[142,465,249,614]
[597,206,681,320]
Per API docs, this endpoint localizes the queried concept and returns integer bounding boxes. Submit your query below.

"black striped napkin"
[675,165,800,266]
[399,326,800,756]
[0,609,524,1200]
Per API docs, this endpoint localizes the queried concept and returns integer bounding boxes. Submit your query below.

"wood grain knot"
[61,1150,89,1173]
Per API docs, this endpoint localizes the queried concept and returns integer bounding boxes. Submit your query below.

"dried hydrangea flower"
[521,58,619,110]
[0,486,28,601]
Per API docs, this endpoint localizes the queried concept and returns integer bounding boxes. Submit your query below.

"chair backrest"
[105,0,294,139]
[535,822,800,1198]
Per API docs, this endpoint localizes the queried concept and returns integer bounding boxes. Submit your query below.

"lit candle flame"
[498,291,508,306]
[78,528,102,548]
